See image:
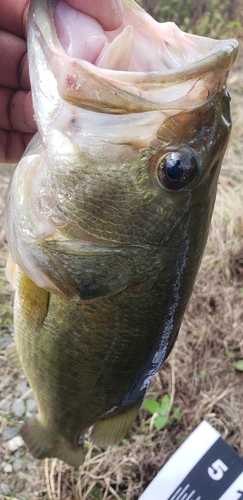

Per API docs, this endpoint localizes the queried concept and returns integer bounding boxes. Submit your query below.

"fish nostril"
[201,125,213,144]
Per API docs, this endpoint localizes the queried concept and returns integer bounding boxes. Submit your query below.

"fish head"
[5,0,238,301]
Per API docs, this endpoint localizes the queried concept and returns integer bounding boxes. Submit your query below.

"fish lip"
[75,38,239,84]
[56,40,239,115]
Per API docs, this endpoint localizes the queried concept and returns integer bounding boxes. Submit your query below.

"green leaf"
[155,415,169,430]
[160,394,170,412]
[226,348,235,358]
[233,360,243,371]
[176,433,186,442]
[173,407,181,420]
[157,407,166,416]
[143,399,160,414]
[90,485,103,499]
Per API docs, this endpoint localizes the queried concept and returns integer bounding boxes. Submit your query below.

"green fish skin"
[5,0,238,467]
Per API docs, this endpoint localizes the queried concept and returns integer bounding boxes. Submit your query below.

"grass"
[140,0,243,39]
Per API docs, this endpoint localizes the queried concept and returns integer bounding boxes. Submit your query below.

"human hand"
[0,0,123,164]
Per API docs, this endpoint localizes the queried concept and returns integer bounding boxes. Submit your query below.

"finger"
[0,0,123,36]
[0,29,29,90]
[66,0,124,30]
[0,0,29,38]
[9,90,36,132]
[0,130,34,164]
[0,87,36,132]
[19,53,30,90]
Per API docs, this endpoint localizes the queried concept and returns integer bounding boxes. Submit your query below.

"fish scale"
[5,0,238,467]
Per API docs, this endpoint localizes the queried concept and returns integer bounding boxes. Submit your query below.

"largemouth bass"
[5,0,238,467]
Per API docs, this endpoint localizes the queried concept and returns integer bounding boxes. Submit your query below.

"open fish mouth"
[30,0,238,114]
[52,0,237,73]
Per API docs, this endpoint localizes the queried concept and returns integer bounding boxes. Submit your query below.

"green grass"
[140,0,243,38]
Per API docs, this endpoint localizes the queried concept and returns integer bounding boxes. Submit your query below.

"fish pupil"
[166,158,184,180]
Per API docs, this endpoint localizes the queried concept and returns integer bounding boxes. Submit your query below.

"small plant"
[143,394,181,431]
[226,348,236,358]
[90,485,103,499]
[233,360,243,372]
[90,485,125,500]
[0,413,20,429]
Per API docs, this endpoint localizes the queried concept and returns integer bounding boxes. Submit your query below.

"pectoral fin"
[21,418,85,468]
[90,398,143,446]
[5,252,17,289]
[16,270,49,330]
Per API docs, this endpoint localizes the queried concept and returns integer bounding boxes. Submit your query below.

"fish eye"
[157,152,197,190]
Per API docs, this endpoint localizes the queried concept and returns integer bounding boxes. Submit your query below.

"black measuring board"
[168,436,243,500]
[140,421,243,500]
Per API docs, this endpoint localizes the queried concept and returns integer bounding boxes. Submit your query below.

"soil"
[0,38,243,500]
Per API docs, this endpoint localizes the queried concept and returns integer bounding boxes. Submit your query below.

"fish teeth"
[96,25,134,71]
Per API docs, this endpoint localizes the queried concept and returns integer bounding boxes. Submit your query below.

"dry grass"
[0,45,243,500]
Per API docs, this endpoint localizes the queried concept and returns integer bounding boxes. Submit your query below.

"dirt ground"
[0,38,243,500]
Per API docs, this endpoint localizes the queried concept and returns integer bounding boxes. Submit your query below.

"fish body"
[5,0,238,466]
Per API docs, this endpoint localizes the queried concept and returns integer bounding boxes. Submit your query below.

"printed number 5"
[208,459,228,480]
